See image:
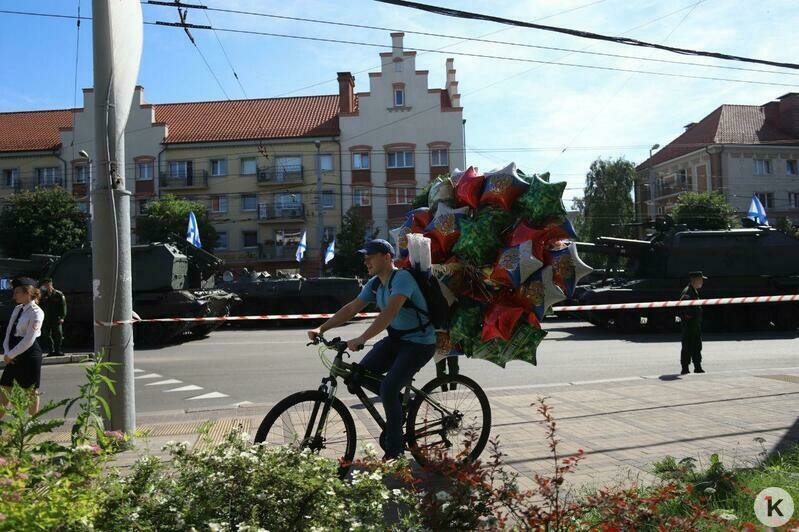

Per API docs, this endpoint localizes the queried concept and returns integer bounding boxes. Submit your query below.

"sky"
[2,0,799,204]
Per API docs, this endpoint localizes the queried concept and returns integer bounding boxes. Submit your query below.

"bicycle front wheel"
[405,374,491,466]
[254,390,357,475]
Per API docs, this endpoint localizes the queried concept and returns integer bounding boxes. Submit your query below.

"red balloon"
[409,209,432,233]
[454,166,485,209]
[481,302,525,342]
[508,222,571,262]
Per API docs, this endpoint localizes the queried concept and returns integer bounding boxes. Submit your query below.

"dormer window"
[393,84,405,107]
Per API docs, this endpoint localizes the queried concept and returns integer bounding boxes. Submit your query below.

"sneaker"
[694,366,706,374]
[680,367,690,375]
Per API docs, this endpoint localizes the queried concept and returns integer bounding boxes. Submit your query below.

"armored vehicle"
[0,242,239,347]
[218,272,362,322]
[564,224,799,333]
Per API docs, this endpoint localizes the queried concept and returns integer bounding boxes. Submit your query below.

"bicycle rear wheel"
[254,390,357,476]
[405,374,491,466]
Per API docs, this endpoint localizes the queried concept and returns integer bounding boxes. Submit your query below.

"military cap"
[688,271,708,279]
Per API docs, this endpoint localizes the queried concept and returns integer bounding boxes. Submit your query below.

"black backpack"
[370,267,450,332]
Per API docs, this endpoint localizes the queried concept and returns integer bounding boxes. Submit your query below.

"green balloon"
[515,175,567,224]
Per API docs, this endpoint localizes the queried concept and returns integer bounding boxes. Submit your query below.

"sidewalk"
[50,369,798,491]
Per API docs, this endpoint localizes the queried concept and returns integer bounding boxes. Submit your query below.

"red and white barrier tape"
[551,293,799,312]
[92,293,799,326]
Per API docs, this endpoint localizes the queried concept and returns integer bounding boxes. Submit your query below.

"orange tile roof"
[153,95,341,144]
[0,109,73,152]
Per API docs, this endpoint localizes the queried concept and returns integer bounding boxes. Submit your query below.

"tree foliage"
[136,194,218,252]
[0,188,88,257]
[671,191,734,230]
[574,157,637,241]
[329,206,379,278]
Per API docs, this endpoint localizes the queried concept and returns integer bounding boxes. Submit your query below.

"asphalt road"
[40,319,799,415]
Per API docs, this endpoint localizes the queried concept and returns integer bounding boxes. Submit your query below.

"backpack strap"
[388,268,430,334]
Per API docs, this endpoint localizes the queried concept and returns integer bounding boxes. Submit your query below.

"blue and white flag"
[296,231,307,262]
[324,238,336,264]
[186,211,202,247]
[747,194,769,225]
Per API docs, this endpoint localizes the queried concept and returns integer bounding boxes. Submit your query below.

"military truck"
[563,223,799,333]
[0,242,239,347]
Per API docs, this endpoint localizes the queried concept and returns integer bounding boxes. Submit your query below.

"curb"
[0,353,92,370]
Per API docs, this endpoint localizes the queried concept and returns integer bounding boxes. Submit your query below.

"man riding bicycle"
[308,238,436,460]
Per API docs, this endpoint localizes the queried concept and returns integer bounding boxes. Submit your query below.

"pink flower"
[104,430,124,441]
[0,457,7,466]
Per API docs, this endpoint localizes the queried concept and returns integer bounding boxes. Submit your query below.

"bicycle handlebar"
[306,334,364,353]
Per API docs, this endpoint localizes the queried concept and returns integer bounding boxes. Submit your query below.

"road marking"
[145,379,183,386]
[165,385,203,393]
[186,391,229,400]
[134,373,162,380]
[134,369,144,373]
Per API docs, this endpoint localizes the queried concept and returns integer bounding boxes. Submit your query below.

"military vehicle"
[218,272,362,323]
[563,221,799,333]
[0,241,239,347]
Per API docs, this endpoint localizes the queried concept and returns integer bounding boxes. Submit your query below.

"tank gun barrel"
[576,237,652,257]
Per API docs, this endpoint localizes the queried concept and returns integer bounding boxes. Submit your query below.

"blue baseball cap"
[358,239,395,257]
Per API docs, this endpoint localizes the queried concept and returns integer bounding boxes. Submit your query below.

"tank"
[562,223,799,333]
[0,242,239,347]
[218,271,362,323]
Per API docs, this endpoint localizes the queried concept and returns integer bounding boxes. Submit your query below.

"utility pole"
[315,140,323,276]
[91,0,143,432]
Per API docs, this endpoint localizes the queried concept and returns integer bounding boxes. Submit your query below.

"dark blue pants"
[356,337,435,457]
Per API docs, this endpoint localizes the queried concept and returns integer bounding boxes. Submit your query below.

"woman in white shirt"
[1,277,45,416]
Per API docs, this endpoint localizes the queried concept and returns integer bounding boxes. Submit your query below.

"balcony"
[258,244,298,261]
[35,178,65,189]
[257,165,304,185]
[257,203,305,223]
[160,170,209,189]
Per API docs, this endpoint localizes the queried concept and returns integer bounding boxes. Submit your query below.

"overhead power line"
[371,0,799,71]
[143,1,799,77]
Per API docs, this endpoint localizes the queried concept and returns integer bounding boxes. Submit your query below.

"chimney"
[337,72,355,114]
[391,32,404,57]
[763,100,780,126]
[683,122,697,131]
[778,92,799,137]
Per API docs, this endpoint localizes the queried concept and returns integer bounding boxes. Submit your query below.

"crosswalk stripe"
[134,373,162,380]
[186,391,229,400]
[145,379,183,386]
[164,385,203,393]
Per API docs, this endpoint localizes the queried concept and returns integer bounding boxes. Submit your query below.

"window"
[323,226,335,241]
[168,161,190,178]
[677,169,688,186]
[387,151,414,168]
[241,194,257,212]
[787,159,798,176]
[73,164,89,184]
[276,229,302,246]
[755,192,775,208]
[216,231,228,250]
[392,187,413,205]
[36,167,60,185]
[431,149,449,167]
[353,152,370,170]
[275,192,302,209]
[353,188,371,206]
[2,168,19,186]
[789,192,799,209]
[240,157,257,175]
[137,199,149,215]
[242,230,258,248]
[275,156,302,180]
[322,190,334,209]
[136,160,154,180]
[754,159,772,175]
[394,87,405,107]
[211,159,227,176]
[210,195,228,213]
[319,154,334,172]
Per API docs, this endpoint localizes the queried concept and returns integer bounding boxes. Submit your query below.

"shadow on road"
[548,323,799,344]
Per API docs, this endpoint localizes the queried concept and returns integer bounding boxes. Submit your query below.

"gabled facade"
[636,93,799,225]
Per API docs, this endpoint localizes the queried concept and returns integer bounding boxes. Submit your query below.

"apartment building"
[636,93,799,225]
[0,33,466,273]
[339,32,465,235]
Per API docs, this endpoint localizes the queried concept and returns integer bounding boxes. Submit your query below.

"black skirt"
[1,340,43,389]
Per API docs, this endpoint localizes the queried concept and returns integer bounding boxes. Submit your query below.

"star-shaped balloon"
[570,241,594,285]
[450,168,469,187]
[518,266,566,320]
[449,302,483,355]
[390,207,432,257]
[481,302,525,342]
[508,221,575,262]
[471,321,547,368]
[479,162,530,211]
[547,245,577,297]
[454,166,485,209]
[515,175,567,224]
[490,241,544,288]
[428,176,455,213]
[452,215,503,267]
[423,203,470,256]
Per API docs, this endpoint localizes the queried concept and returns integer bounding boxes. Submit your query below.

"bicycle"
[254,334,491,476]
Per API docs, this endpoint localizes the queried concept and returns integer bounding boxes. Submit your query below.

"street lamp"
[649,143,660,158]
[314,140,323,275]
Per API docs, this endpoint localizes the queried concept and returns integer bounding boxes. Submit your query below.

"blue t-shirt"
[357,269,436,345]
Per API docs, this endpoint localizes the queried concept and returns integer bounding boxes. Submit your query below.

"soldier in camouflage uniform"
[39,278,67,357]
[679,271,706,375]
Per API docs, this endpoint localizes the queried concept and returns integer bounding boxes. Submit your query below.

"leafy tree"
[329,206,379,278]
[672,191,734,230]
[136,194,218,251]
[775,216,799,239]
[0,188,88,257]
[575,157,637,241]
